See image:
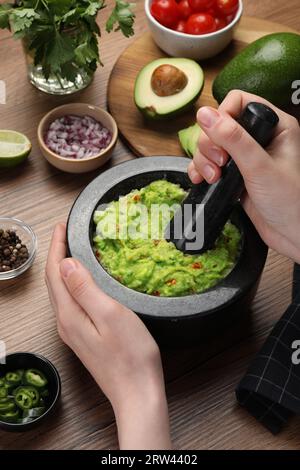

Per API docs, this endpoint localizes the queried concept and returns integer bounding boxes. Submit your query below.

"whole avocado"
[213,33,300,107]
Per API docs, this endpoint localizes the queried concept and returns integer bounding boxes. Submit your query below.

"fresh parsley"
[106,0,136,38]
[0,0,135,82]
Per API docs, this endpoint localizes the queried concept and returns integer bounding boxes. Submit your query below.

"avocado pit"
[151,64,188,97]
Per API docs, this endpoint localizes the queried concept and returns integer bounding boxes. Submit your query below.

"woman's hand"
[45,223,172,450]
[188,90,300,263]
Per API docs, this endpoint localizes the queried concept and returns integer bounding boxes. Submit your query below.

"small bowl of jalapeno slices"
[0,352,61,431]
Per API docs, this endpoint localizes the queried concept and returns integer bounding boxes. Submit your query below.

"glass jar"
[22,29,94,96]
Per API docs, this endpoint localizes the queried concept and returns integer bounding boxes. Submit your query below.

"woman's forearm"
[114,381,172,450]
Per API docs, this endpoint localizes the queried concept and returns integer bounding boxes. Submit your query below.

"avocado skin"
[213,33,300,107]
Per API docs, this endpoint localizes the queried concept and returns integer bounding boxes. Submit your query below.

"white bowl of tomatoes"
[145,0,243,60]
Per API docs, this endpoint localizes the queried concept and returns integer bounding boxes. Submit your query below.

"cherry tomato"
[151,0,180,28]
[175,19,187,32]
[188,0,215,12]
[215,0,238,17]
[177,0,193,19]
[186,13,217,34]
[207,6,219,16]
[226,13,235,24]
[215,16,227,30]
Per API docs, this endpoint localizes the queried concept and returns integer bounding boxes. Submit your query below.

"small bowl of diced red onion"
[37,103,118,173]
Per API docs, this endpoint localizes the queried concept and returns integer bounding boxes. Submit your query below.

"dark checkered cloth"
[236,264,300,434]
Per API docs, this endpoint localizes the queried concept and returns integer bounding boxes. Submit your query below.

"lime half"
[0,130,32,168]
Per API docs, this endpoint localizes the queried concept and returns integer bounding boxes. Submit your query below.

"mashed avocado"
[93,180,241,297]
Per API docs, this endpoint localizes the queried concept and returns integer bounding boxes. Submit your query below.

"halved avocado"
[134,58,204,120]
[178,123,202,158]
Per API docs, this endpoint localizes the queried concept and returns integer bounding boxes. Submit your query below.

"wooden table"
[0,0,299,450]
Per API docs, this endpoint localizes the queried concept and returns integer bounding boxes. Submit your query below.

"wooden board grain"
[108,16,297,157]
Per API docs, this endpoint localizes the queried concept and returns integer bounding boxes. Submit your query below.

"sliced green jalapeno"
[19,386,40,406]
[0,398,16,412]
[15,389,33,411]
[16,369,24,381]
[0,369,49,424]
[5,370,23,386]
[0,397,10,403]
[0,409,20,423]
[2,381,14,393]
[0,387,7,399]
[24,369,48,388]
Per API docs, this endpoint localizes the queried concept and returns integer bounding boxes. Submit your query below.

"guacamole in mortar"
[93,180,241,297]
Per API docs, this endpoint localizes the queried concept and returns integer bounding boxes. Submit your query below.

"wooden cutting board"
[107,16,297,157]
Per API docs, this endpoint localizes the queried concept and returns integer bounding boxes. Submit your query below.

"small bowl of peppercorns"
[0,218,37,280]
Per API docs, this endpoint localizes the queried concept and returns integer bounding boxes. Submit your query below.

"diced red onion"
[44,115,112,160]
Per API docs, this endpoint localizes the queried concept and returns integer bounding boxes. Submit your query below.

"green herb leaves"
[106,0,136,38]
[46,31,74,75]
[85,1,105,17]
[11,8,39,34]
[0,0,135,84]
[0,4,13,29]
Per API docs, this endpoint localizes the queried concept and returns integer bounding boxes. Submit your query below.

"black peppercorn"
[0,229,30,272]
